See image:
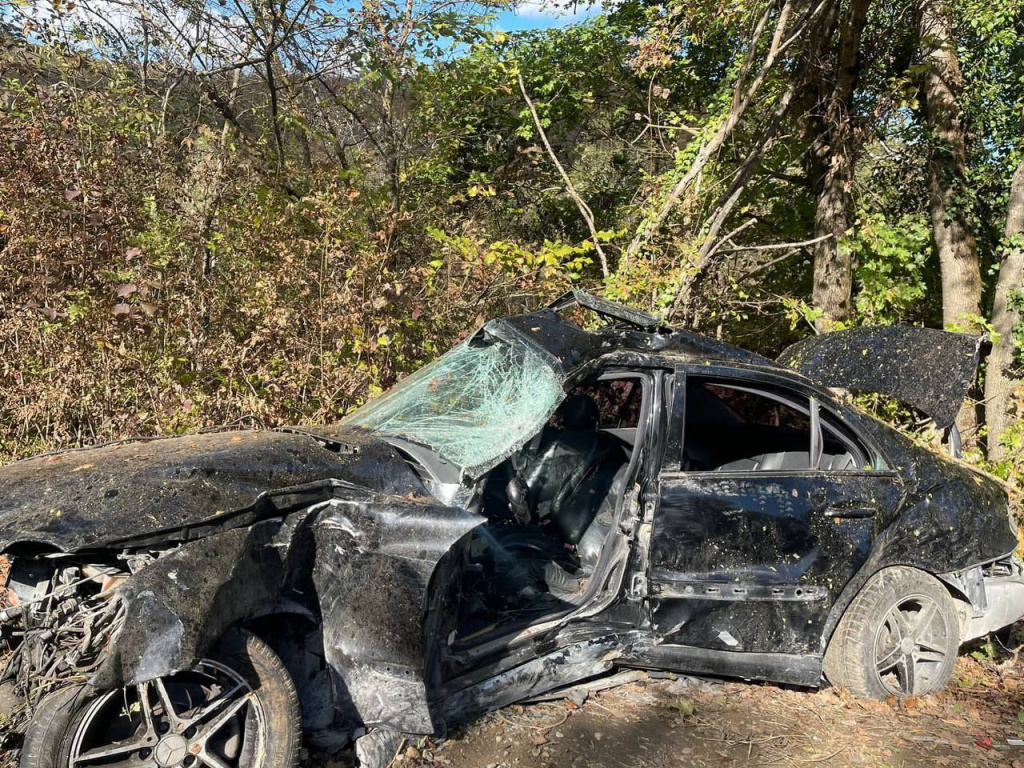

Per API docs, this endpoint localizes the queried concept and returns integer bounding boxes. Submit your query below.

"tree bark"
[919,0,982,330]
[809,0,871,331]
[985,158,1024,461]
[919,0,982,440]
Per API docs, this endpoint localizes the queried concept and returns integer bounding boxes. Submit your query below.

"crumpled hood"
[0,427,426,552]
[779,326,985,429]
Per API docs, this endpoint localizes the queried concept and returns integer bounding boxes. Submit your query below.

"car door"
[646,367,902,664]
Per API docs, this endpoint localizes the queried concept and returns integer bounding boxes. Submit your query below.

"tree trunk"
[809,0,871,331]
[919,0,982,440]
[984,158,1024,461]
[919,0,982,330]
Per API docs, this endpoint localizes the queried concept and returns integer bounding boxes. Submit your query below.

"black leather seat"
[521,395,628,545]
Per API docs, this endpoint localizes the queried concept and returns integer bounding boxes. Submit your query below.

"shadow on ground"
[337,643,1024,768]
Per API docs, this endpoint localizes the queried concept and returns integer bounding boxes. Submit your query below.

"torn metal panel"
[91,519,297,689]
[549,289,665,331]
[0,429,425,552]
[440,633,627,724]
[951,558,1024,641]
[355,728,405,768]
[82,486,481,735]
[309,498,480,733]
[498,308,778,379]
[778,326,985,429]
[938,565,987,615]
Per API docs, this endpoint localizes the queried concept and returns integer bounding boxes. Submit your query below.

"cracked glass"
[342,331,564,473]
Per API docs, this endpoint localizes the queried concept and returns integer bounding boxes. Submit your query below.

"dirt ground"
[372,647,1024,768]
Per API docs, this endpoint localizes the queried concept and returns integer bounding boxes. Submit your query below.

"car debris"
[0,290,1020,768]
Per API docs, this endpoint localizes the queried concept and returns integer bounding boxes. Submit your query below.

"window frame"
[567,374,646,431]
[667,366,884,475]
[815,400,871,470]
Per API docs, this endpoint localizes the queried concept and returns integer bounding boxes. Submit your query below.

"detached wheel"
[824,567,959,698]
[21,629,300,768]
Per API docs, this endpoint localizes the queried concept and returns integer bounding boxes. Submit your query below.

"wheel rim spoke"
[137,682,157,737]
[72,687,157,767]
[875,641,902,672]
[194,691,255,744]
[912,600,938,636]
[897,652,917,695]
[916,637,946,654]
[915,647,946,663]
[886,606,909,640]
[76,756,155,768]
[153,677,182,730]
[183,681,247,729]
[73,738,151,765]
[199,751,233,768]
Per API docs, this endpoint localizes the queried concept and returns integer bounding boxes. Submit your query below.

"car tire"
[20,628,301,768]
[824,567,959,698]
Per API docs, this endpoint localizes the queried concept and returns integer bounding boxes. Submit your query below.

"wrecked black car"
[1,291,1022,768]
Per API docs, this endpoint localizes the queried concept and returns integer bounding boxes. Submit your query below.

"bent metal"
[1,291,1021,767]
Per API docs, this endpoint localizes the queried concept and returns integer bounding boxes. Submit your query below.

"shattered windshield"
[341,329,564,473]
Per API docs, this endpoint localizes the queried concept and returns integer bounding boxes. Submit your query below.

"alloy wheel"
[67,659,267,768]
[873,593,951,696]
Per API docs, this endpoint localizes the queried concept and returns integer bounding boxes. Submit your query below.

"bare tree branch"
[719,232,833,254]
[518,70,610,279]
[621,0,831,268]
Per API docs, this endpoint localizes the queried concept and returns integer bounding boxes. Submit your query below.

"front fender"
[88,487,482,737]
[91,518,302,689]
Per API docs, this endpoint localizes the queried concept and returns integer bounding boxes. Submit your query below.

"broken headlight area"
[0,550,169,741]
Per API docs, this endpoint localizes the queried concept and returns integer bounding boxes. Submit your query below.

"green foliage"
[1,0,1023,483]
[847,212,931,326]
[782,298,825,332]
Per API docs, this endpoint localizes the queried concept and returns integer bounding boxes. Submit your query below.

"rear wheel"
[824,567,959,698]
[21,628,301,768]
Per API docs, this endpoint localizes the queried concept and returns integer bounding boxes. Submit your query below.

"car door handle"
[821,504,876,519]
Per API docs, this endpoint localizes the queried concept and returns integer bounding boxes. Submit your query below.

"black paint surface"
[0,293,1017,744]
[651,471,897,654]
[779,326,984,429]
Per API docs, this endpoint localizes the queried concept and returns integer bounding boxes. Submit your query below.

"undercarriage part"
[519,668,649,706]
[441,633,626,724]
[355,728,406,768]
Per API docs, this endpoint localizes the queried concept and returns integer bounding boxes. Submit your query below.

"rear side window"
[819,409,870,470]
[683,381,812,471]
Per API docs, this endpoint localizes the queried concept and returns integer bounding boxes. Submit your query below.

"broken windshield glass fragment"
[342,329,564,473]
